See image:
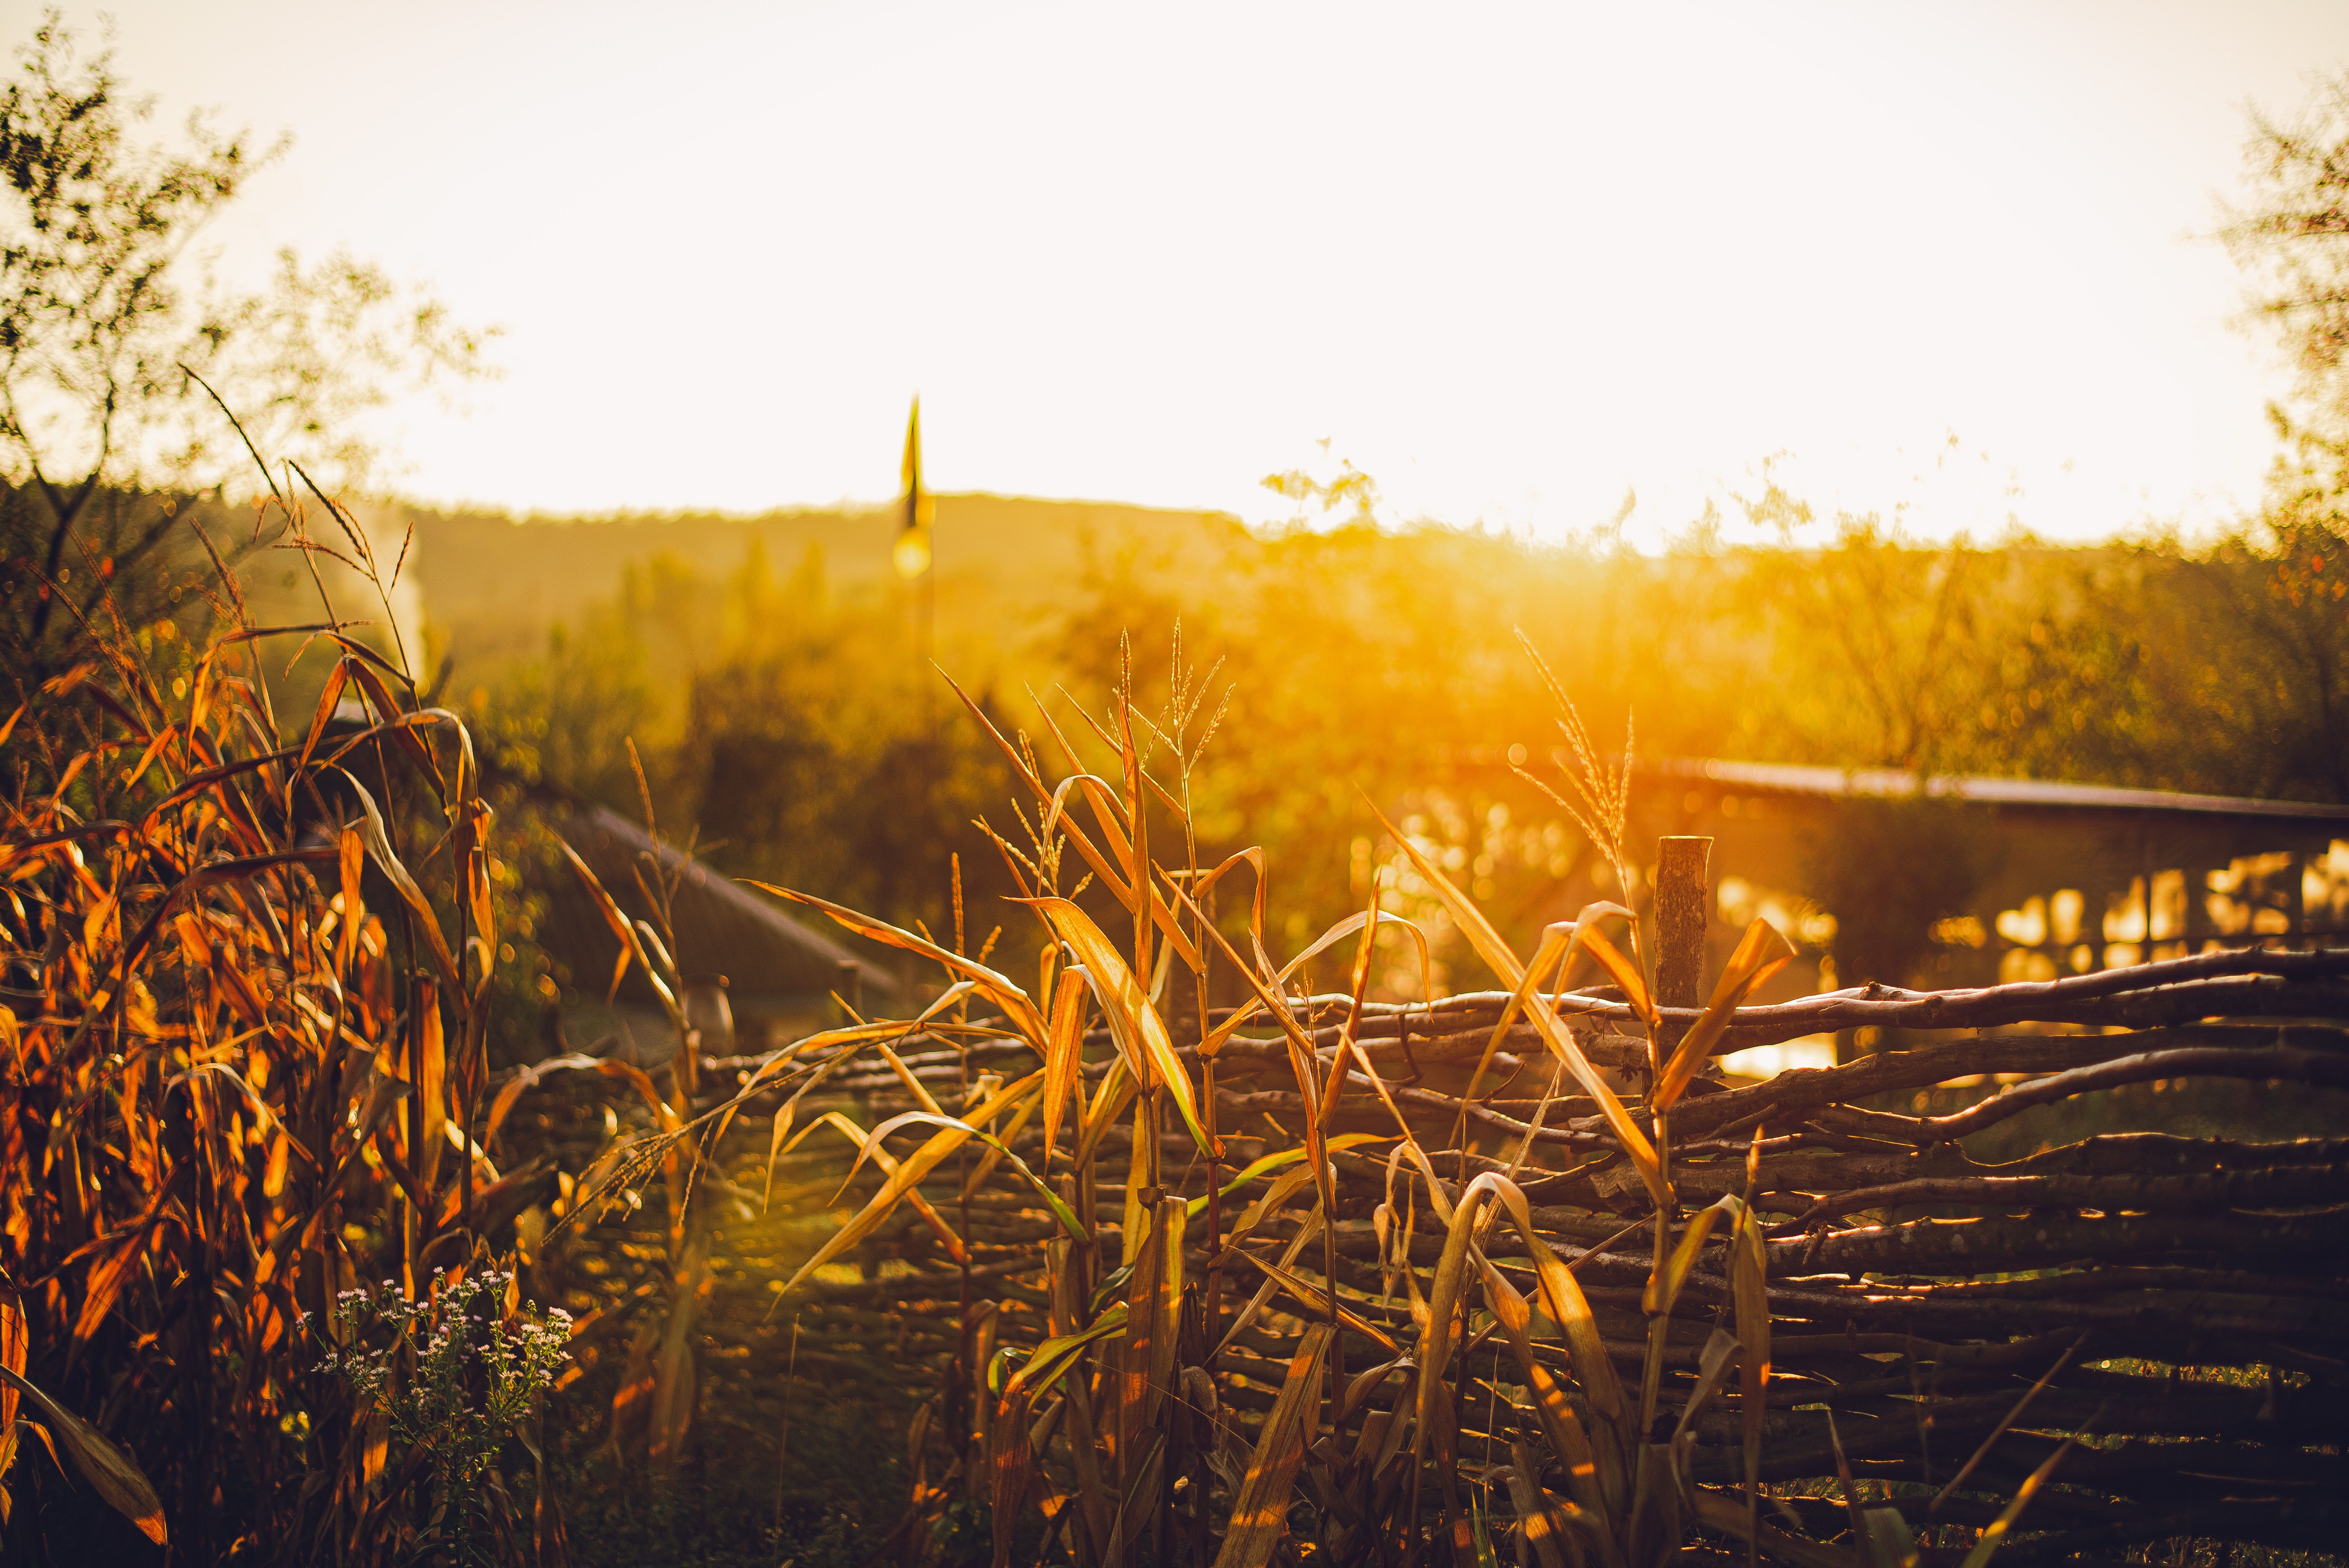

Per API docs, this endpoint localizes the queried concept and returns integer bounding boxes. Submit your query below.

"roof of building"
[1647,757,2349,823]
[535,803,900,1009]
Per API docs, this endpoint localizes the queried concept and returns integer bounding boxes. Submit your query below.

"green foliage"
[318,1269,573,1496]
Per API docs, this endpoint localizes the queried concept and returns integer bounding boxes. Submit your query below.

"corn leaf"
[751,880,1044,1040]
[1653,918,1795,1114]
[1002,1304,1128,1405]
[0,1365,166,1544]
[1234,1251,1400,1355]
[1210,1324,1331,1568]
[339,771,459,988]
[1643,1194,1739,1318]
[1039,967,1092,1167]
[1368,802,1667,1206]
[1021,896,1208,1153]
[1190,1133,1390,1219]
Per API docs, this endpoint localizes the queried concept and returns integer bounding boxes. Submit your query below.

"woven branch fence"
[628,899,2349,1568]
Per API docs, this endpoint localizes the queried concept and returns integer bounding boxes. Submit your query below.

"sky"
[38,0,2349,545]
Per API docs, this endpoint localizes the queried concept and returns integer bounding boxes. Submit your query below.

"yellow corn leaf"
[1652,918,1795,1114]
[1119,1198,1186,1456]
[1475,1174,1630,1434]
[294,662,349,805]
[1215,1210,1325,1360]
[1213,1162,1322,1255]
[711,1005,949,1162]
[777,1118,978,1296]
[1237,1251,1400,1355]
[832,1071,1039,1192]
[1021,897,1207,1153]
[1211,1325,1332,1568]
[1463,920,1574,1110]
[1189,1133,1390,1219]
[1041,771,1142,908]
[748,881,1043,1041]
[786,1112,966,1262]
[1002,1304,1128,1406]
[1073,1053,1137,1173]
[875,1038,946,1115]
[336,826,366,971]
[1198,900,1431,1058]
[1478,1258,1612,1523]
[1369,803,1666,1206]
[777,1092,1078,1301]
[1642,1194,1741,1318]
[415,984,447,1198]
[1572,923,1654,1026]
[556,839,657,1011]
[1415,1170,1536,1459]
[1040,967,1091,1167]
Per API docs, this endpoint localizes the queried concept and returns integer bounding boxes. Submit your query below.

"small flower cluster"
[311,1267,573,1491]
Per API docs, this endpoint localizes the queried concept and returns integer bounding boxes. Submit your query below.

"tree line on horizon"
[441,488,2344,992]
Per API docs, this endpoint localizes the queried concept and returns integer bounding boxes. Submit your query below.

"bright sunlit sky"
[45,1,2349,544]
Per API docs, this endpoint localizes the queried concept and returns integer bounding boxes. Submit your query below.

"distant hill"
[405,493,1251,669]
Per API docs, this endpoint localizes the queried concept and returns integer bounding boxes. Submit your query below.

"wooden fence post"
[1655,836,1713,1059]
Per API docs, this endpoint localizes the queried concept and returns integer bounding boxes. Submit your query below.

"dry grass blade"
[1502,1439,1573,1568]
[1215,1210,1324,1360]
[1688,1491,1861,1568]
[1570,922,1654,1026]
[1928,1335,2084,1518]
[1477,1256,1608,1523]
[1957,1434,2081,1568]
[1462,920,1574,1115]
[1670,1326,1745,1443]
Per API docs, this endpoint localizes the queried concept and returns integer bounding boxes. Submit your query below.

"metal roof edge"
[565,804,901,991]
[1643,757,2349,822]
